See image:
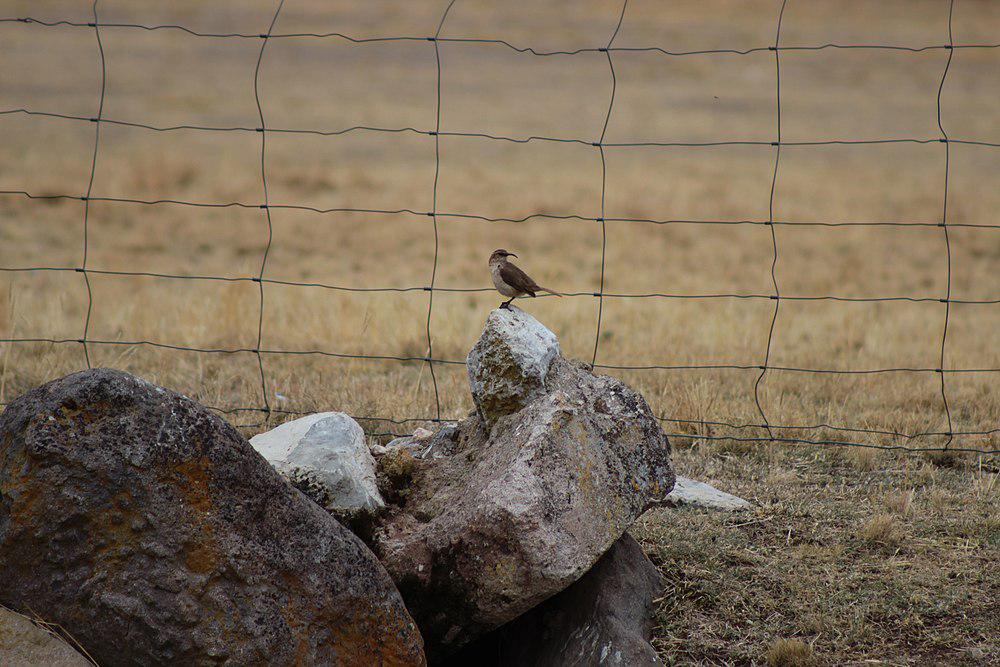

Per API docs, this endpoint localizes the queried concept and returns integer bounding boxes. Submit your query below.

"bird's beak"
[507,252,518,258]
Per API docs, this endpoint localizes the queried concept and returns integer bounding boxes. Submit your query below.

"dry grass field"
[1,1,998,664]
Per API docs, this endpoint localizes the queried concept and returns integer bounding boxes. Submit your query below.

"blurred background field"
[1,0,999,451]
[1,2,998,663]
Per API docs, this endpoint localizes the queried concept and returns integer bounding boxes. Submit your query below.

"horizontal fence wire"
[1,4,999,454]
[2,15,999,54]
[4,108,1000,150]
[3,188,1000,229]
[5,267,1000,304]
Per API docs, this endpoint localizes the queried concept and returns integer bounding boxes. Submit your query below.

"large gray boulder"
[373,351,674,657]
[0,369,425,666]
[250,412,385,523]
[447,534,663,666]
[467,306,560,427]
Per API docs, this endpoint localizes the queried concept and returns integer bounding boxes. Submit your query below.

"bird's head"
[489,248,517,264]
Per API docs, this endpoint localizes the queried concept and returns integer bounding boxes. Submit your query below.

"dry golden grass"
[765,638,818,667]
[1,0,998,452]
[841,445,880,471]
[638,446,999,665]
[1,1,998,664]
[884,488,916,516]
[858,513,904,549]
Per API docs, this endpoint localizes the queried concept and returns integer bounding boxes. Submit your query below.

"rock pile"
[0,305,703,665]
[368,307,675,659]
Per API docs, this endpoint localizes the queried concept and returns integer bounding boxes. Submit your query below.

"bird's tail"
[539,286,563,298]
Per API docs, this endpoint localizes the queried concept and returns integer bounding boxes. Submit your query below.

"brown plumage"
[488,249,561,309]
[499,262,541,296]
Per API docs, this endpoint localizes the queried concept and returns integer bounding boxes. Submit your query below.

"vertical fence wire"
[249,0,286,420]
[590,0,628,368]
[78,0,106,369]
[936,0,956,449]
[752,0,788,440]
[424,0,458,423]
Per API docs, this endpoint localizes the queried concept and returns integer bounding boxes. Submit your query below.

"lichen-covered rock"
[0,369,425,666]
[250,412,385,522]
[372,356,674,657]
[447,534,663,666]
[467,307,560,427]
[375,447,421,507]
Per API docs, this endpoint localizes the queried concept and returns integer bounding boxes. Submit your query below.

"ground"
[635,443,999,665]
[0,1,997,665]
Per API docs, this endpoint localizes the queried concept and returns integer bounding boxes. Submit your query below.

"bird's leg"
[500,296,516,310]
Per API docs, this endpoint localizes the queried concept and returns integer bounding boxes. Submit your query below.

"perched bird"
[488,249,562,309]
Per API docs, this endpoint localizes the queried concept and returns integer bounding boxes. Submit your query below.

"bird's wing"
[500,262,540,294]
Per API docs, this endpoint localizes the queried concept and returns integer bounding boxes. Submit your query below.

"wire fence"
[1,1,998,455]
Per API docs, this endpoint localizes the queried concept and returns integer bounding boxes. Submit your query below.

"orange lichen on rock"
[173,457,214,516]
[0,369,426,666]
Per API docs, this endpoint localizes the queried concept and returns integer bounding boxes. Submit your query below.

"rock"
[0,606,91,667]
[0,369,425,666]
[412,428,434,441]
[665,476,751,511]
[383,424,460,461]
[447,534,663,667]
[375,448,421,507]
[373,355,674,657]
[250,412,385,522]
[467,307,560,427]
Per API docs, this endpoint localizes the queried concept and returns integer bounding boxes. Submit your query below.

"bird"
[488,249,562,310]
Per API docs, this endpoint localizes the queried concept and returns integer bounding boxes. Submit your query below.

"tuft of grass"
[927,486,953,511]
[912,462,939,487]
[798,612,833,637]
[766,466,799,487]
[711,438,758,457]
[969,472,997,502]
[924,450,967,469]
[858,513,903,549]
[766,638,818,667]
[843,446,879,472]
[883,489,915,516]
